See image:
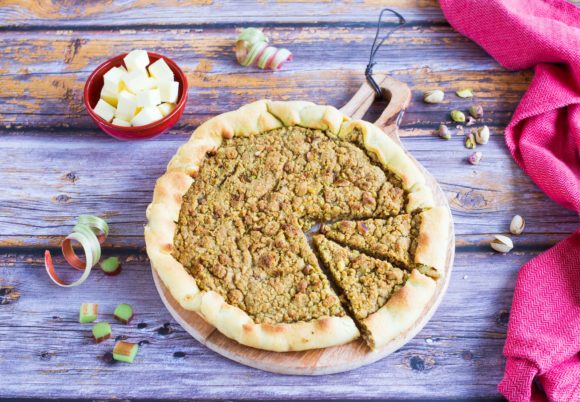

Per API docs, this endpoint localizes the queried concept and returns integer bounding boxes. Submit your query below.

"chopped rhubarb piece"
[113,303,134,324]
[79,303,98,323]
[100,256,122,276]
[113,341,139,363]
[92,322,112,343]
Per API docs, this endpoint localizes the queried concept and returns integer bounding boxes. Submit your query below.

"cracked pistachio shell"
[456,88,474,98]
[451,110,466,123]
[476,126,490,144]
[491,235,514,253]
[423,90,445,104]
[510,215,526,235]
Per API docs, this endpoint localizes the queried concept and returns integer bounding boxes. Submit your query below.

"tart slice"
[313,235,436,350]
[321,207,449,278]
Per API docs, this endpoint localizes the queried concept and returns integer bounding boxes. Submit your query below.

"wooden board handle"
[340,74,411,143]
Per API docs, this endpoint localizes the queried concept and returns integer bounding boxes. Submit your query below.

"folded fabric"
[438,0,580,401]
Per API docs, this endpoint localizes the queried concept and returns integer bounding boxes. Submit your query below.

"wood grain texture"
[0,0,445,28]
[1,0,579,399]
[0,249,525,400]
[0,26,527,130]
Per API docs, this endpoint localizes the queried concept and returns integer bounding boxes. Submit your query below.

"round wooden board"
[151,75,456,375]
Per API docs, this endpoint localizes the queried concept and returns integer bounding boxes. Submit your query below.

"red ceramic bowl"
[84,52,188,140]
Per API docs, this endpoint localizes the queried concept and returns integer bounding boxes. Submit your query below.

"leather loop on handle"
[340,74,411,143]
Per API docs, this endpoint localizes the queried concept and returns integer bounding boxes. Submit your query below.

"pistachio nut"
[468,151,483,165]
[451,110,466,123]
[469,104,484,119]
[423,90,445,104]
[466,116,476,126]
[435,124,452,140]
[491,235,514,253]
[475,125,490,144]
[456,88,474,98]
[510,215,525,235]
[465,132,476,149]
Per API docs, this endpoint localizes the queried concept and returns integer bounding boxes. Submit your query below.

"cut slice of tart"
[321,207,449,278]
[313,235,436,350]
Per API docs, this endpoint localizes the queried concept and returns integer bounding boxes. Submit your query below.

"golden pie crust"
[145,100,449,352]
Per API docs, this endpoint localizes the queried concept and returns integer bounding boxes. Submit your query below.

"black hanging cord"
[365,8,407,99]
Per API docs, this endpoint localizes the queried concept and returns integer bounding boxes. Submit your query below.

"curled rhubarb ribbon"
[235,28,292,70]
[44,215,109,287]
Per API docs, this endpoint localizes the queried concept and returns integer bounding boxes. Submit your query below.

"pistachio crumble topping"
[172,126,438,329]
[313,235,408,349]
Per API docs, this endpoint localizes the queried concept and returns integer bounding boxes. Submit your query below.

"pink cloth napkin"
[438,0,580,401]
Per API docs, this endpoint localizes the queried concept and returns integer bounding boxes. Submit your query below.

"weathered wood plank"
[0,133,577,249]
[0,26,498,75]
[0,0,445,28]
[1,68,529,131]
[0,27,527,130]
[1,0,578,30]
[0,249,527,399]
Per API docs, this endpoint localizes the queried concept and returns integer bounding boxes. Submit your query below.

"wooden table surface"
[1,1,579,400]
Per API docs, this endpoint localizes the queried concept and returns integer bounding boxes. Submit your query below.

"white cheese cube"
[136,89,161,107]
[158,80,179,103]
[93,99,116,122]
[103,67,127,92]
[123,50,149,72]
[158,102,176,117]
[148,58,174,81]
[131,106,163,126]
[115,90,138,121]
[144,77,158,90]
[123,69,149,94]
[112,118,131,127]
[100,86,119,107]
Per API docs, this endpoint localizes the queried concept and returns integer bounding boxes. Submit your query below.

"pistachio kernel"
[456,88,474,98]
[465,132,477,149]
[451,110,466,123]
[468,151,483,165]
[423,90,445,104]
[510,215,526,235]
[435,124,452,140]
